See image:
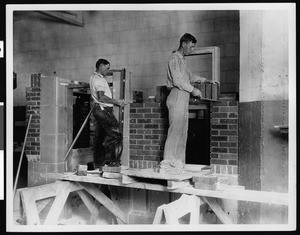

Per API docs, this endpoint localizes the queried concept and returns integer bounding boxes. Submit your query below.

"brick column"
[129,102,168,169]
[210,93,239,175]
[25,73,41,161]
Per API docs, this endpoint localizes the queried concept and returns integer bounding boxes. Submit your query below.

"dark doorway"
[73,93,90,148]
[186,109,210,165]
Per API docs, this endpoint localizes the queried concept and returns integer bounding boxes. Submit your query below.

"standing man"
[163,33,216,167]
[90,58,128,169]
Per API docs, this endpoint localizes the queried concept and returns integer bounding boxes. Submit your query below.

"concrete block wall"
[25,74,73,187]
[13,10,239,106]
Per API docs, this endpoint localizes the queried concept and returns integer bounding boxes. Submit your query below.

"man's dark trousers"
[93,105,123,168]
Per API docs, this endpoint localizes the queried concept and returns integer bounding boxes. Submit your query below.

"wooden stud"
[43,182,72,225]
[201,196,233,224]
[77,182,127,223]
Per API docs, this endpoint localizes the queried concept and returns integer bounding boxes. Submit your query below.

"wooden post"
[13,114,32,196]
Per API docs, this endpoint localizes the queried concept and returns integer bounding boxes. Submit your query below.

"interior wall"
[238,10,289,224]
[13,10,239,106]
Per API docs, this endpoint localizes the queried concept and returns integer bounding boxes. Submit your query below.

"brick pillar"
[25,74,41,161]
[210,93,239,175]
[129,102,168,169]
[26,74,73,187]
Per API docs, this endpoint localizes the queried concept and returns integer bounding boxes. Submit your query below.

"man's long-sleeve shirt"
[166,51,206,92]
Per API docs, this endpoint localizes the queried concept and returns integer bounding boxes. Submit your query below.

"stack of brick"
[25,73,41,161]
[192,175,219,190]
[210,93,238,175]
[129,102,168,169]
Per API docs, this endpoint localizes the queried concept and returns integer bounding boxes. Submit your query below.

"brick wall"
[129,94,238,175]
[210,94,238,174]
[25,73,41,161]
[129,102,168,168]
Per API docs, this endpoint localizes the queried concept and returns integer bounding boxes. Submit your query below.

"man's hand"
[116,99,129,107]
[191,88,202,98]
[206,80,220,85]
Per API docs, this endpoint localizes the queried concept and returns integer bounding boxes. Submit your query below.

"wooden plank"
[43,182,72,225]
[102,172,122,179]
[121,168,192,182]
[121,70,131,167]
[153,205,165,224]
[20,190,40,225]
[36,197,53,214]
[109,186,127,224]
[201,196,233,224]
[87,200,102,225]
[77,182,127,223]
[44,173,289,205]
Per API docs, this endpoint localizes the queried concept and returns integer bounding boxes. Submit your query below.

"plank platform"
[41,172,289,206]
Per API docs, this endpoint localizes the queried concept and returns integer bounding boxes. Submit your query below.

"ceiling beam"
[36,11,84,27]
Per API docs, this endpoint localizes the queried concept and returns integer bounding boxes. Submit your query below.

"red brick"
[137,129,151,134]
[137,140,151,145]
[229,148,238,153]
[211,124,228,129]
[144,145,160,150]
[144,124,159,129]
[211,159,227,165]
[220,130,237,136]
[130,114,144,118]
[130,145,144,150]
[137,119,151,123]
[220,119,237,124]
[219,106,238,113]
[210,141,218,147]
[144,156,161,161]
[144,135,159,140]
[130,134,143,139]
[211,147,228,153]
[130,119,137,123]
[152,130,166,134]
[137,108,151,113]
[130,155,144,160]
[130,124,143,129]
[211,112,227,118]
[144,113,159,118]
[211,136,228,141]
[211,153,218,158]
[219,153,237,159]
[152,140,165,145]
[219,142,237,147]
[228,159,238,165]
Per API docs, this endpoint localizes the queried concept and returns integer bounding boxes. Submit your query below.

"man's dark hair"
[95,58,110,70]
[179,33,197,47]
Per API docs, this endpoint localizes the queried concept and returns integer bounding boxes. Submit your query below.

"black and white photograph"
[2,2,297,232]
